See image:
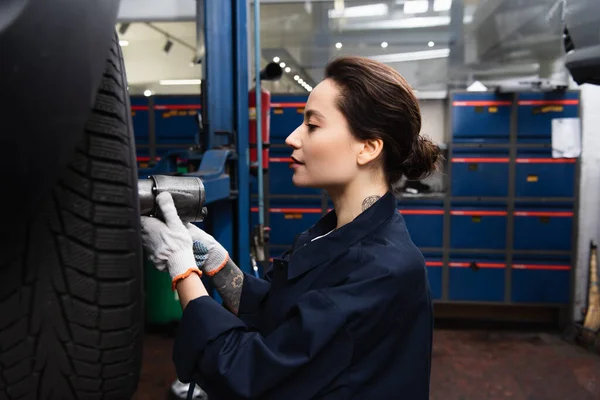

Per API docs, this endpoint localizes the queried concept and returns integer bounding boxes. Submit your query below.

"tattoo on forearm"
[211,258,244,314]
[362,195,381,211]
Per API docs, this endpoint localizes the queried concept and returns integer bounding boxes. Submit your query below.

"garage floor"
[133,327,600,400]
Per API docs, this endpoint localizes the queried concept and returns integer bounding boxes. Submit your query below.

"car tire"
[0,33,144,399]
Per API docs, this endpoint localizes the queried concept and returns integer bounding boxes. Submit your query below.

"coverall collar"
[286,191,397,280]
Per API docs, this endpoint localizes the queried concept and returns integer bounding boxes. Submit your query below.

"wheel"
[0,33,144,399]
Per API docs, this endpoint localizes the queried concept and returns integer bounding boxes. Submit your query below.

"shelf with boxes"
[428,90,581,307]
[131,94,202,171]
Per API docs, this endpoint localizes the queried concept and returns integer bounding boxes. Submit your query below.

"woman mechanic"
[141,55,441,399]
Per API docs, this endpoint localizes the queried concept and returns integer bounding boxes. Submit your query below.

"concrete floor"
[134,328,600,400]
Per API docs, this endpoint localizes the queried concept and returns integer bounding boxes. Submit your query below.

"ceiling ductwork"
[464,0,568,87]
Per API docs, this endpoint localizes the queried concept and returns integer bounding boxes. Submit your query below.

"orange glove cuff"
[171,268,203,291]
[204,254,230,277]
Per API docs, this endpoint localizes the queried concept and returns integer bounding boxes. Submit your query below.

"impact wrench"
[138,175,207,400]
[138,175,208,223]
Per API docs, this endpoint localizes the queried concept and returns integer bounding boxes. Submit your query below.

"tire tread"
[0,34,142,399]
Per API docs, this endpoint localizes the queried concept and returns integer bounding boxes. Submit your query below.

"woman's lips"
[290,156,304,167]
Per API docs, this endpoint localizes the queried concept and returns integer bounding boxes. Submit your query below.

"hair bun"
[401,135,442,181]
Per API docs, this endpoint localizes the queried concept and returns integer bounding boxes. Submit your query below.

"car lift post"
[141,0,252,301]
[199,0,251,280]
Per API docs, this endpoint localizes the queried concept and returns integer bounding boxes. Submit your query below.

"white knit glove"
[187,223,229,277]
[140,192,201,290]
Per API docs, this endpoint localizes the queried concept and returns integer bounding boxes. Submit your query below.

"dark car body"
[0,0,121,250]
[564,0,600,85]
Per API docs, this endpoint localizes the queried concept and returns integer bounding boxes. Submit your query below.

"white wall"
[573,83,600,321]
[419,99,448,145]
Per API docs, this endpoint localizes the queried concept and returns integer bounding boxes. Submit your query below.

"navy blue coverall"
[173,191,433,399]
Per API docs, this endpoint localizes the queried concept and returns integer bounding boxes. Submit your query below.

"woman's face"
[285,79,364,190]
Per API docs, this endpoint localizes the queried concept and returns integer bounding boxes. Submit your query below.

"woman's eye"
[306,124,317,131]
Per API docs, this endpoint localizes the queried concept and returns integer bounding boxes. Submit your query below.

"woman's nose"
[285,126,302,148]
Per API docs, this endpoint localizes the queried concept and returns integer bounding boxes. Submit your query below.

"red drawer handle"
[451,211,507,216]
[452,157,509,163]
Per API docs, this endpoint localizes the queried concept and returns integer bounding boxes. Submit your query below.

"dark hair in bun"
[324,55,442,185]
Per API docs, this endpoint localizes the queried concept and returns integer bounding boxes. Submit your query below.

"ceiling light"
[273,56,280,62]
[307,87,313,92]
[368,48,450,63]
[285,67,291,73]
[144,90,152,97]
[381,41,388,48]
[328,3,388,18]
[428,41,435,47]
[335,42,343,49]
[279,62,286,68]
[433,0,452,12]
[119,40,129,47]
[339,14,472,30]
[404,0,428,14]
[159,79,202,86]
[298,79,304,84]
[294,75,299,81]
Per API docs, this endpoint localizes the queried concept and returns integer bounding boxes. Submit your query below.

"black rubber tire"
[0,33,144,399]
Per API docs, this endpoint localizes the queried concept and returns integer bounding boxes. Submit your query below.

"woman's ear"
[357,138,384,166]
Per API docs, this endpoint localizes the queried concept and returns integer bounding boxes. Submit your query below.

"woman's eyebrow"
[305,109,325,121]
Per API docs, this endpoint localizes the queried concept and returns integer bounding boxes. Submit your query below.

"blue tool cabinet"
[131,96,150,146]
[251,206,322,246]
[511,259,571,304]
[515,151,576,198]
[450,207,508,250]
[266,156,322,197]
[441,90,580,309]
[448,256,506,302]
[425,258,443,300]
[154,95,201,145]
[451,92,512,143]
[400,207,444,248]
[269,95,307,142]
[516,91,580,143]
[513,209,574,251]
[451,148,510,197]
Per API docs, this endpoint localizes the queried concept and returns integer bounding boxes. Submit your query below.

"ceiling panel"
[120,0,565,96]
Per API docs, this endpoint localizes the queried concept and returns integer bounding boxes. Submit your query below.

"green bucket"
[144,260,183,325]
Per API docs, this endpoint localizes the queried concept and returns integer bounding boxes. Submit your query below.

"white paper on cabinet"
[552,117,582,158]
